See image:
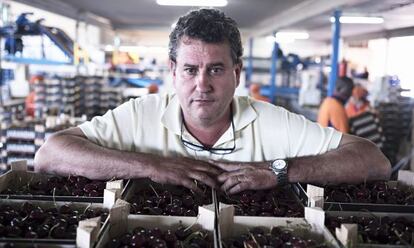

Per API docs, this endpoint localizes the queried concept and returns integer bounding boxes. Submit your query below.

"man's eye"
[184,68,197,75]
[210,67,223,75]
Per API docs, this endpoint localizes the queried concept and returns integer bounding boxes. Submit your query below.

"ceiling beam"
[249,0,372,37]
[344,25,414,41]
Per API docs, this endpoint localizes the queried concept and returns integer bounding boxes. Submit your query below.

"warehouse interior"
[1,0,414,247]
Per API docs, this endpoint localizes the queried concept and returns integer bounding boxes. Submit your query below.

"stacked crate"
[34,76,82,119]
[3,121,37,169]
[376,97,414,166]
[99,87,122,115]
[0,99,26,172]
[80,76,102,118]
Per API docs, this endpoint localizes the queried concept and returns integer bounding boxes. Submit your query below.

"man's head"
[169,8,243,65]
[169,9,243,128]
[334,76,354,101]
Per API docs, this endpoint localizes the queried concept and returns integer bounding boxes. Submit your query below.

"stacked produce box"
[33,75,123,120]
[0,160,125,247]
[304,170,414,247]
[80,76,103,118]
[0,99,25,171]
[377,97,414,166]
[99,87,123,116]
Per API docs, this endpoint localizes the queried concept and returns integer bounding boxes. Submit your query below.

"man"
[35,9,390,195]
[317,77,354,133]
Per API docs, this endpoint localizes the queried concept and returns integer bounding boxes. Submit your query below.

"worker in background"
[25,75,44,117]
[346,84,370,118]
[317,77,354,133]
[249,83,270,102]
[35,9,390,194]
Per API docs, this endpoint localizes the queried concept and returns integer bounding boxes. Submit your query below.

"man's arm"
[34,127,221,191]
[216,134,391,194]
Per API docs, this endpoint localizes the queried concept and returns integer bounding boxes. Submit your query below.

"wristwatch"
[269,159,289,186]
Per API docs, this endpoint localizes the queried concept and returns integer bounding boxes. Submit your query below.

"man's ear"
[169,59,177,86]
[169,59,176,73]
[235,62,243,87]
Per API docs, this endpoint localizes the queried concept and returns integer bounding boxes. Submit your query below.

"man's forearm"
[34,133,154,180]
[287,139,391,185]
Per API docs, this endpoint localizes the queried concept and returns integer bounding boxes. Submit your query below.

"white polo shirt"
[79,94,342,161]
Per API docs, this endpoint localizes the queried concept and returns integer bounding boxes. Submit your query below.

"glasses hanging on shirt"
[180,114,236,155]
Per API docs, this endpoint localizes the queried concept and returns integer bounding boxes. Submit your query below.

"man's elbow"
[378,156,392,180]
[370,147,391,181]
[34,133,61,173]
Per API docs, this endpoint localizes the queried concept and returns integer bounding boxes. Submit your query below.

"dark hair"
[169,8,243,65]
[335,76,354,100]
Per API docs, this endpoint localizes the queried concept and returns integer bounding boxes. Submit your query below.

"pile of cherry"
[223,226,329,248]
[106,225,213,248]
[324,181,414,204]
[128,182,212,216]
[218,186,303,217]
[326,215,414,245]
[1,175,106,197]
[0,201,108,239]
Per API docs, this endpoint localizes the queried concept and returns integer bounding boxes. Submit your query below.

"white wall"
[247,36,329,58]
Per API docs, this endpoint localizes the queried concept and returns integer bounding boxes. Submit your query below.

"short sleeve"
[285,110,342,157]
[78,99,139,151]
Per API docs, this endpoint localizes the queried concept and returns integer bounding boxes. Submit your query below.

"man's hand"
[149,156,222,193]
[213,161,278,194]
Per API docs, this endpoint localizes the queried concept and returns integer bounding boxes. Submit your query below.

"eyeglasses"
[180,116,236,155]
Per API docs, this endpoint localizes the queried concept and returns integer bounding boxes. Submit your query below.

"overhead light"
[104,45,114,51]
[266,36,295,44]
[330,16,384,24]
[156,0,227,7]
[275,31,309,40]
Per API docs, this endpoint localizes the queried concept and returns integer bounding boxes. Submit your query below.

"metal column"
[269,33,278,103]
[246,37,253,83]
[328,10,341,97]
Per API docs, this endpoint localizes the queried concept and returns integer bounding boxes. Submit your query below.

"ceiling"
[11,0,414,42]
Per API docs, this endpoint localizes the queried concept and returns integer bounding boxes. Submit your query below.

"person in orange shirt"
[249,83,270,102]
[346,84,370,118]
[317,77,354,133]
[25,75,44,117]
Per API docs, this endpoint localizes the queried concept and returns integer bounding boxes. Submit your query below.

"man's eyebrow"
[183,63,198,67]
[208,62,225,67]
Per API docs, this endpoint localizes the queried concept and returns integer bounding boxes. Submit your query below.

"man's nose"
[195,71,212,92]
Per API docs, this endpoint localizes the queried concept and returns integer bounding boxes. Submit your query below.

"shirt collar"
[161,94,258,140]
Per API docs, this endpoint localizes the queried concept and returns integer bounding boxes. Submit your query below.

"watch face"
[273,159,287,170]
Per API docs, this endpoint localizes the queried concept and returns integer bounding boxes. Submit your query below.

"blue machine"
[0,13,74,61]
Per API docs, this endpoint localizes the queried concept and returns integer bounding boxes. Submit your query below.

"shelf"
[2,55,72,66]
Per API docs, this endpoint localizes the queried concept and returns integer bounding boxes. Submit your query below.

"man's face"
[171,37,242,126]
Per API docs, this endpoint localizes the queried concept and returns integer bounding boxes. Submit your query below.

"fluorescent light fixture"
[104,45,114,51]
[266,32,309,44]
[156,0,227,7]
[266,35,295,44]
[330,16,384,24]
[276,31,309,40]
